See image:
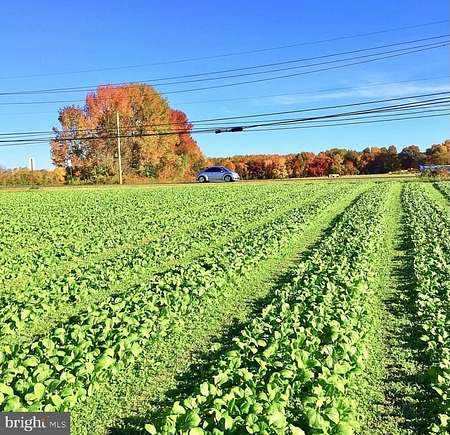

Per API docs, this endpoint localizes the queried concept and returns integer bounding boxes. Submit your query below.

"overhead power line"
[0,19,447,81]
[109,35,450,84]
[0,111,447,148]
[183,91,450,123]
[19,35,450,92]
[263,106,450,124]
[1,91,448,137]
[248,112,450,133]
[175,75,450,105]
[1,93,448,144]
[0,36,448,97]
[147,40,450,87]
[52,97,450,134]
[5,101,446,136]
[1,75,448,108]
[161,43,449,95]
[167,104,450,127]
[241,98,450,129]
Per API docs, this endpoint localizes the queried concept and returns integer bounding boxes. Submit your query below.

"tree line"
[210,141,450,179]
[1,83,448,185]
[48,84,450,181]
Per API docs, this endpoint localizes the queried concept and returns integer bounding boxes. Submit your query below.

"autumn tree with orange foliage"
[51,84,205,180]
[426,139,450,164]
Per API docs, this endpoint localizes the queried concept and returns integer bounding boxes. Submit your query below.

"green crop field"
[0,180,449,435]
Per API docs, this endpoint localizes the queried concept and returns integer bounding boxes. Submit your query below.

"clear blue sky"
[0,0,448,169]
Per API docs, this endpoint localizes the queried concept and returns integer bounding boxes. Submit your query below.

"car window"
[204,167,217,172]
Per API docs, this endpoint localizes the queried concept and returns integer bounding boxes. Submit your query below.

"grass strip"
[356,183,431,434]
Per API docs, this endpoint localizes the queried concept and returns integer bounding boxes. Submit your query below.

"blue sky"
[0,0,448,169]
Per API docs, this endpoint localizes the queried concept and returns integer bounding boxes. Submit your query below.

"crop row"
[402,183,450,434]
[0,186,239,253]
[0,187,209,273]
[0,183,353,412]
[147,184,391,435]
[1,184,332,342]
[434,181,450,203]
[0,184,294,284]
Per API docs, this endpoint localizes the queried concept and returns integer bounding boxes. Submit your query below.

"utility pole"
[116,111,123,185]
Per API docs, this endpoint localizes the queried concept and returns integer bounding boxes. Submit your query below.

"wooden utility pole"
[116,111,123,185]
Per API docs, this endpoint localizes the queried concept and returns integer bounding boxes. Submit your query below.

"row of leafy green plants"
[0,187,208,275]
[144,183,391,435]
[0,184,294,283]
[434,181,450,203]
[0,183,354,412]
[1,184,312,289]
[1,184,331,343]
[402,183,450,434]
[1,186,273,289]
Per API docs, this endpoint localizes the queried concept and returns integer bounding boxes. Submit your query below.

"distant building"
[419,164,450,172]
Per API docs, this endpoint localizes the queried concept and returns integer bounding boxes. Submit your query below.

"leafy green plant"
[402,183,450,434]
[148,184,391,434]
[0,183,352,414]
[434,181,450,202]
[1,184,327,343]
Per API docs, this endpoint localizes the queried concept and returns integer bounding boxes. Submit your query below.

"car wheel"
[198,176,207,183]
[224,175,232,182]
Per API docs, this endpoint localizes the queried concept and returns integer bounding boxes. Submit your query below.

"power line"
[171,104,450,127]
[242,97,450,129]
[0,37,447,97]
[190,93,450,124]
[162,43,449,95]
[176,75,450,105]
[31,35,450,90]
[1,91,448,138]
[171,92,450,125]
[246,112,450,132]
[1,102,448,145]
[244,106,450,127]
[0,98,83,106]
[0,19,447,81]
[1,75,448,108]
[148,40,450,87]
[2,96,448,143]
[114,35,450,84]
[0,111,447,148]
